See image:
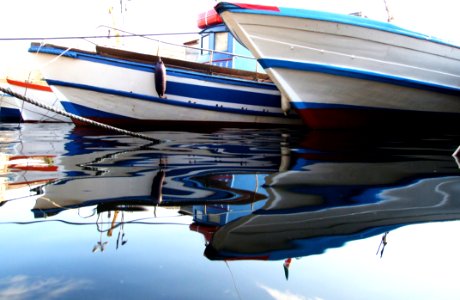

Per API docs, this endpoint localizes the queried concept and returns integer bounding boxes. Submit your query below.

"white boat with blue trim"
[28,42,300,128]
[0,93,21,122]
[215,2,460,129]
[0,79,22,122]
[6,78,72,123]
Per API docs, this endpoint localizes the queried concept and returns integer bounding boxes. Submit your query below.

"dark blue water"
[1,123,460,300]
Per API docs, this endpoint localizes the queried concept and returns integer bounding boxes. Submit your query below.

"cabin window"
[214,32,228,52]
[201,34,210,55]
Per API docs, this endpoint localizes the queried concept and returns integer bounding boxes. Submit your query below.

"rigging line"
[0,32,199,41]
[15,71,61,122]
[16,72,66,122]
[225,261,243,300]
[12,101,68,122]
[32,43,72,69]
[77,141,157,169]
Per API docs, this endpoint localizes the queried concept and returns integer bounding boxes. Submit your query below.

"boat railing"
[96,25,261,74]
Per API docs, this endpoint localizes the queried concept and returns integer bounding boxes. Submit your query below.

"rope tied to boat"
[0,86,161,143]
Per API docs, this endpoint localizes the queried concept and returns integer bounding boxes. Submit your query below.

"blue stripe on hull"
[61,101,130,119]
[49,79,290,118]
[291,101,368,111]
[166,81,280,107]
[165,68,277,91]
[29,44,278,91]
[0,107,22,122]
[259,59,460,96]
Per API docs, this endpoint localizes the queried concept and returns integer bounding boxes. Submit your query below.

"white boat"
[0,80,22,122]
[32,138,280,216]
[215,3,460,129]
[0,93,21,122]
[28,43,300,128]
[204,176,460,260]
[191,129,460,259]
[0,152,59,206]
[6,78,72,123]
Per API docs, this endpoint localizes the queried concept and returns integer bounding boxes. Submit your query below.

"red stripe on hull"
[233,3,280,12]
[6,78,53,92]
[298,108,460,130]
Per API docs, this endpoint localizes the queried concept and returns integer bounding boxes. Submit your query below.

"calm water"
[1,123,460,300]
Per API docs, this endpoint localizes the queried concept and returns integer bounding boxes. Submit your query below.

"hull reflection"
[203,176,460,260]
[32,129,285,217]
[192,130,460,260]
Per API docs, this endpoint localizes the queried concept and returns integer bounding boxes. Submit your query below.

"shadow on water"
[1,123,460,297]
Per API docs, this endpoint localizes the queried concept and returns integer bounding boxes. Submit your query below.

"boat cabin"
[191,9,263,73]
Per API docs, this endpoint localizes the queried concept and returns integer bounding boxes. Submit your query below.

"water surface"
[1,123,459,300]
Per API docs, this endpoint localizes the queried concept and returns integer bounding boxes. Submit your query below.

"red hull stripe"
[6,78,53,92]
[297,108,460,129]
[233,3,280,11]
[201,3,279,29]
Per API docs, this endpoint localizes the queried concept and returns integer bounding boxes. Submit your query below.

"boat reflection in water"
[2,124,460,268]
[31,128,285,218]
[190,130,460,265]
[0,124,70,208]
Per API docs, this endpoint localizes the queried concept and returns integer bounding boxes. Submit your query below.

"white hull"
[53,85,291,124]
[216,3,460,128]
[0,94,21,119]
[32,130,282,214]
[207,176,460,259]
[0,81,21,121]
[31,44,300,127]
[6,79,71,123]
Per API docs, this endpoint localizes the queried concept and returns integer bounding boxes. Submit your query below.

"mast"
[383,0,394,22]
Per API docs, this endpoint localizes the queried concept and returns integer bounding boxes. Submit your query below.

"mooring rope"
[0,86,160,143]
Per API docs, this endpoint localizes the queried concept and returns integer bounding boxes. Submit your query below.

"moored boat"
[215,2,460,129]
[0,152,59,205]
[0,80,22,122]
[0,93,22,122]
[28,42,300,128]
[6,78,72,123]
[203,176,460,260]
[31,129,283,217]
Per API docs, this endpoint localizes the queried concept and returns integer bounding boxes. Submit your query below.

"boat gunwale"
[215,2,460,50]
[28,42,272,83]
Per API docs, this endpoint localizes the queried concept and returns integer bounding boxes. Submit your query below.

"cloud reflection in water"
[0,275,91,300]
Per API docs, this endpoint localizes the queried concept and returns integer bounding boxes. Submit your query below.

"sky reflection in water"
[0,123,459,300]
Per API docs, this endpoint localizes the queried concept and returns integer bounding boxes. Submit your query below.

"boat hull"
[0,81,22,122]
[0,94,22,122]
[30,44,300,127]
[7,79,72,123]
[216,3,460,129]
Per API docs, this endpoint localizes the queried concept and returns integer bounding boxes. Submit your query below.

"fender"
[154,58,167,98]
